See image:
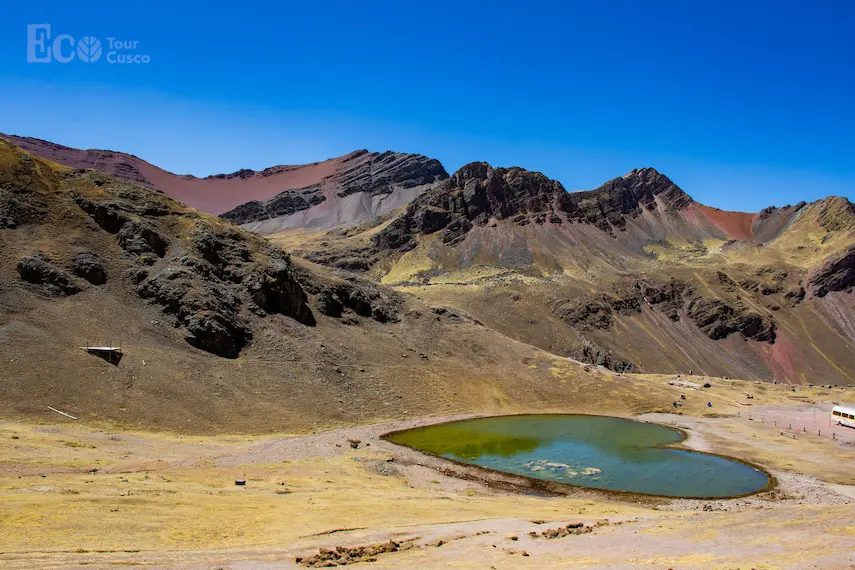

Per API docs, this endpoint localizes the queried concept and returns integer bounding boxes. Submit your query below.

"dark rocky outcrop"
[807,246,855,297]
[71,253,107,285]
[372,164,691,250]
[293,264,402,325]
[68,178,320,358]
[687,298,776,342]
[785,286,806,305]
[117,220,169,259]
[334,150,448,198]
[75,196,131,233]
[567,167,692,234]
[576,338,634,372]
[135,266,252,358]
[220,151,448,226]
[132,227,316,357]
[17,254,83,296]
[552,278,776,357]
[221,189,325,225]
[243,262,316,325]
[313,281,401,324]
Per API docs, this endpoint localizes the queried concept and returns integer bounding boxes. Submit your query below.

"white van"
[832,405,855,429]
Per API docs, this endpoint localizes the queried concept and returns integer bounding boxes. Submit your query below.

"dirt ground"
[1,379,854,569]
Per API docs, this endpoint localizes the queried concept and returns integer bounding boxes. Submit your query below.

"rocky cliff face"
[808,245,855,297]
[552,277,777,347]
[221,151,448,226]
[373,164,691,251]
[568,167,693,233]
[220,188,327,225]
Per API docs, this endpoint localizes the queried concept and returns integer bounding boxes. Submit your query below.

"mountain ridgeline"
[373,164,693,251]
[2,134,855,387]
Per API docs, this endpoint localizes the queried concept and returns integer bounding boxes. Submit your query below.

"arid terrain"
[1,379,854,569]
[1,136,854,568]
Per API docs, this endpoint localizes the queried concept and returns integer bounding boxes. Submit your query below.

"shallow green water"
[387,415,769,498]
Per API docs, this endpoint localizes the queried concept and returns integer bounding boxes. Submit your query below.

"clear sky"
[0,0,852,212]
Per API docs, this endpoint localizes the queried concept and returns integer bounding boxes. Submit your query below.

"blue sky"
[0,0,852,212]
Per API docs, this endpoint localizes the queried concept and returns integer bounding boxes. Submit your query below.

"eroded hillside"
[1,139,692,433]
[275,162,855,385]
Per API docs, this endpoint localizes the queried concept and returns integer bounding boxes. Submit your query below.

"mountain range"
[1,132,853,431]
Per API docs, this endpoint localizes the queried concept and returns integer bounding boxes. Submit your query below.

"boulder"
[71,252,107,285]
[17,254,82,296]
[117,220,169,258]
[244,261,315,326]
[184,313,249,359]
[74,197,129,233]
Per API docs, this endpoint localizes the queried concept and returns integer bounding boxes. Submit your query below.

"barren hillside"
[0,139,683,433]
[277,162,855,385]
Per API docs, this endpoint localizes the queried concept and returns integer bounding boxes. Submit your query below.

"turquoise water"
[386,415,769,498]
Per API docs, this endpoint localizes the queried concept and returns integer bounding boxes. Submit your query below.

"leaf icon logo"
[77,36,102,63]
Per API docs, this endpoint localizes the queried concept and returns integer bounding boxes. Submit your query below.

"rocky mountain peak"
[372,162,694,251]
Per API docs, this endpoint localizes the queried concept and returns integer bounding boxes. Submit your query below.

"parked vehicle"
[831,405,855,428]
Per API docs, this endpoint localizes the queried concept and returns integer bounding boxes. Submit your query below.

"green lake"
[386,415,769,498]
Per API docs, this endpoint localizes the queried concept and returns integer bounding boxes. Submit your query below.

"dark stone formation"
[370,216,417,252]
[372,163,692,251]
[334,150,448,198]
[74,197,130,233]
[192,229,252,268]
[738,278,782,296]
[206,168,255,180]
[17,254,82,296]
[784,286,806,305]
[243,261,316,326]
[553,298,618,331]
[117,220,169,259]
[576,338,634,373]
[296,268,401,325]
[552,278,776,348]
[687,298,776,342]
[136,268,252,359]
[221,189,326,225]
[807,246,855,297]
[127,225,315,357]
[316,290,344,318]
[184,313,250,359]
[220,151,448,225]
[71,252,107,285]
